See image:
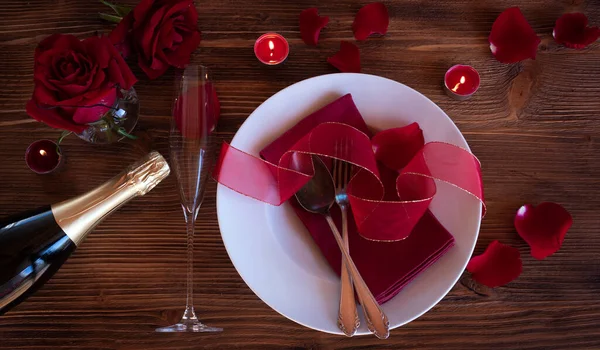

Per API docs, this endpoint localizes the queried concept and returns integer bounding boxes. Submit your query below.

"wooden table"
[1,0,599,349]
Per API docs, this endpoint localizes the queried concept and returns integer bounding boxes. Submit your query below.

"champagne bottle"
[0,151,170,315]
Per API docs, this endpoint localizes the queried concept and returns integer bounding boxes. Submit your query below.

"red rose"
[110,0,201,79]
[26,34,136,133]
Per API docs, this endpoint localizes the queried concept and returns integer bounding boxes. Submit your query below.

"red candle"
[25,139,63,174]
[254,33,289,65]
[444,65,480,100]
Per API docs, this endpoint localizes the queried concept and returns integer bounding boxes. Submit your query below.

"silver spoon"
[295,155,390,339]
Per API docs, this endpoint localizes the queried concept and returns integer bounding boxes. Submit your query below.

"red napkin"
[260,94,454,304]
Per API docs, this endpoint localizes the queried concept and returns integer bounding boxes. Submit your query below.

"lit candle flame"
[269,40,274,57]
[452,76,466,92]
[39,149,47,156]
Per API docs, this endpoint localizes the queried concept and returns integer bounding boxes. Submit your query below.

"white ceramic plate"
[217,73,482,335]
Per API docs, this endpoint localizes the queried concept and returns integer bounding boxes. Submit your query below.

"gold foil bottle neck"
[52,151,171,246]
[126,151,171,196]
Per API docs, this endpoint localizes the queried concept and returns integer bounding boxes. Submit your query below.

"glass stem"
[182,210,197,321]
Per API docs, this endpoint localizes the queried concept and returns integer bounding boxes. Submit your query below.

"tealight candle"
[444,65,480,100]
[254,33,289,65]
[25,139,63,174]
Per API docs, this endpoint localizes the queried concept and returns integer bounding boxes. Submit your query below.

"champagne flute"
[156,65,222,333]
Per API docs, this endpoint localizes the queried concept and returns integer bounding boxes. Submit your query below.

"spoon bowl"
[295,156,335,215]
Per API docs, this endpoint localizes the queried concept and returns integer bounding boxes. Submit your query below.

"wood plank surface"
[1,0,599,349]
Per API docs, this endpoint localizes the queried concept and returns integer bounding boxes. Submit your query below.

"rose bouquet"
[26,0,203,144]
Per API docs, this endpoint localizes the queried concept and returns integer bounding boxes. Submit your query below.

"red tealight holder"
[444,65,480,100]
[254,33,289,65]
[25,139,63,174]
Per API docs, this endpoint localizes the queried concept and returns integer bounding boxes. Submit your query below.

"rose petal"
[88,66,105,90]
[103,37,137,89]
[109,12,134,58]
[165,29,201,68]
[164,0,194,20]
[139,6,167,60]
[467,240,522,287]
[327,41,361,73]
[553,13,600,49]
[25,98,85,133]
[179,0,198,31]
[132,0,154,25]
[31,81,79,107]
[36,34,84,58]
[85,36,112,68]
[72,87,117,124]
[300,8,330,46]
[489,7,541,63]
[352,2,389,41]
[47,78,91,96]
[514,202,572,260]
[372,122,425,171]
[138,54,169,80]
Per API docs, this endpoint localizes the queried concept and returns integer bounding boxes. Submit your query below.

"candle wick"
[452,76,466,92]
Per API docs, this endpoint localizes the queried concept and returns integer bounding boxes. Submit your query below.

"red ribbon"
[214,106,484,242]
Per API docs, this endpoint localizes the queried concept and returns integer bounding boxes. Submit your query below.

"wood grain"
[1,0,599,349]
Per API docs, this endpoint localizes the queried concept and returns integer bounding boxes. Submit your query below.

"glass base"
[156,319,223,333]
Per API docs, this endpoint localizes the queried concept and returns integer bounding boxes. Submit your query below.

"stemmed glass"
[156,65,222,333]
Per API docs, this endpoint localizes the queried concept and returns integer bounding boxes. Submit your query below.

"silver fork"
[332,157,360,336]
[332,139,390,339]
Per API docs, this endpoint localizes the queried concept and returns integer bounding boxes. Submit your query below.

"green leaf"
[87,119,105,126]
[100,0,132,17]
[117,128,138,140]
[99,12,123,24]
[57,130,72,145]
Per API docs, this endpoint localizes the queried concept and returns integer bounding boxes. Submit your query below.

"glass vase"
[76,87,139,144]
